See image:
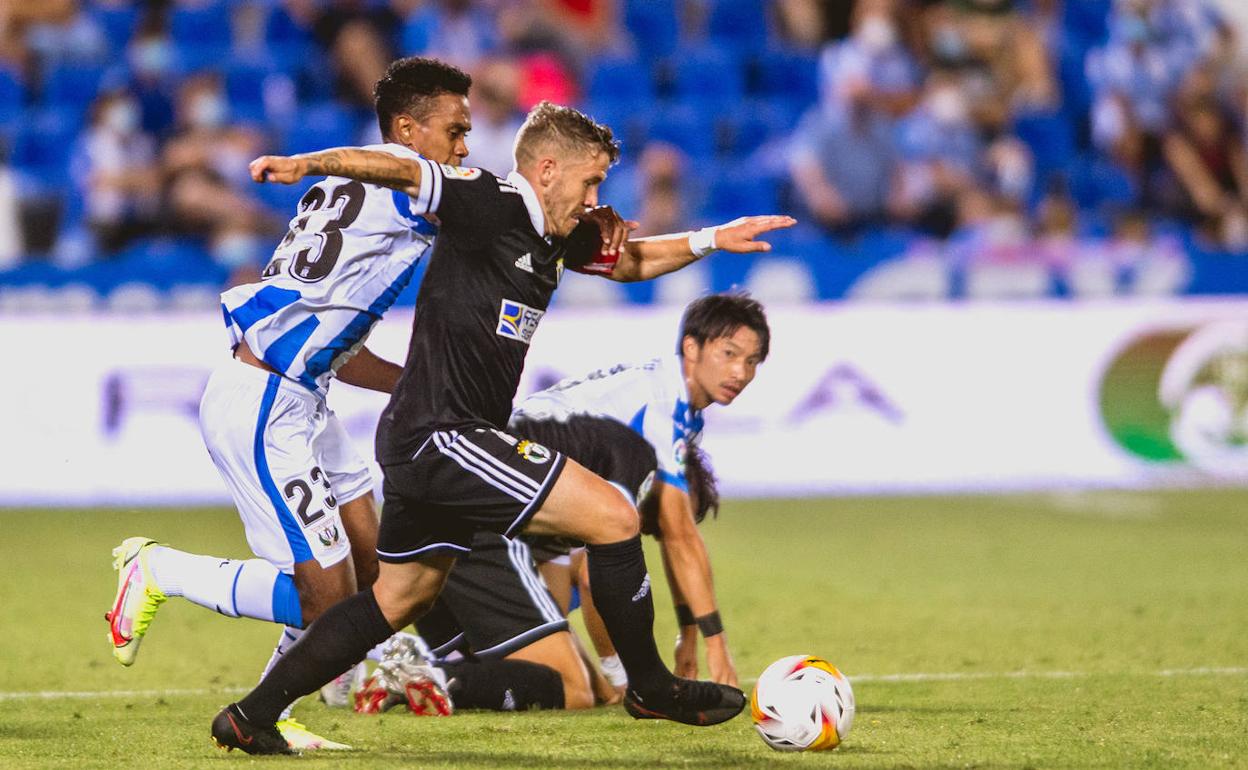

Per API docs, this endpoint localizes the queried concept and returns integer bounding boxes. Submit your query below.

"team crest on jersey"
[672,437,688,469]
[516,440,552,464]
[497,299,545,345]
[316,524,341,547]
[440,164,482,180]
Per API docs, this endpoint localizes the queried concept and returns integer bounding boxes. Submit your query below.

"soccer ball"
[750,655,855,752]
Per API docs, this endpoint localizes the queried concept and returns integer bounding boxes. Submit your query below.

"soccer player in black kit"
[215,101,794,753]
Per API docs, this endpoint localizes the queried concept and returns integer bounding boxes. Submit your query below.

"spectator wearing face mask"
[893,72,984,236]
[160,73,279,274]
[818,0,921,123]
[70,88,161,254]
[125,13,179,138]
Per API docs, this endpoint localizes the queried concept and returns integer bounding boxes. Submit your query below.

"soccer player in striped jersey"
[104,57,476,749]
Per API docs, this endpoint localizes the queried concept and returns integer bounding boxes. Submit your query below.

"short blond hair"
[513,101,621,167]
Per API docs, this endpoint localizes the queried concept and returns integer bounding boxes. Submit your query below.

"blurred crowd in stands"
[0,0,1245,307]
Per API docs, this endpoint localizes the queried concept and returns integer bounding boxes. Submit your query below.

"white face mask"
[104,101,140,135]
[856,16,897,54]
[189,93,227,129]
[929,87,968,126]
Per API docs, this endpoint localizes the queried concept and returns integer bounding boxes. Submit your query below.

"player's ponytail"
[685,445,720,524]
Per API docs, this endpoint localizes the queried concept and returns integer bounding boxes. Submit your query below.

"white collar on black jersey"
[506,171,547,239]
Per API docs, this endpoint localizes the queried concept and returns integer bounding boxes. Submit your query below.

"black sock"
[443,659,564,711]
[236,589,394,724]
[586,536,671,693]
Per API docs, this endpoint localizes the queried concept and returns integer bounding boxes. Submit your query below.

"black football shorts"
[416,530,568,660]
[377,426,567,561]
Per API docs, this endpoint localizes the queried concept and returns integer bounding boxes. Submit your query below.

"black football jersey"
[375,161,568,465]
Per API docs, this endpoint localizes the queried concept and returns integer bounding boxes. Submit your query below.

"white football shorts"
[199,358,374,573]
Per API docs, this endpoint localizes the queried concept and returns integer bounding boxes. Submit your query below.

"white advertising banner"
[2,299,1246,505]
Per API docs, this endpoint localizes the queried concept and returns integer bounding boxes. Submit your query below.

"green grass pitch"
[2,489,1246,768]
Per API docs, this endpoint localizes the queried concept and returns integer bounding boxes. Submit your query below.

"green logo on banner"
[1099,322,1248,473]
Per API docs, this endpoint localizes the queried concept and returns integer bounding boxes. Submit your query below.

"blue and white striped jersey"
[513,356,704,492]
[221,143,438,397]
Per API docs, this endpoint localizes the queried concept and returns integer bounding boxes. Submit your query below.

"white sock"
[147,546,294,623]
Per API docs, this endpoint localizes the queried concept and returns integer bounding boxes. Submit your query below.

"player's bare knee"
[594,496,640,543]
[562,679,595,710]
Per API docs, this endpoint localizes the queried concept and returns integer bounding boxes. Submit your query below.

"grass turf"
[1,489,1245,768]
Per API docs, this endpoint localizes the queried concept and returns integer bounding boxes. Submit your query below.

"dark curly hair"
[373,57,472,140]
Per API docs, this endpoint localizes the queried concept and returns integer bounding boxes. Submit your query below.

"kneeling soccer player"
[402,292,765,710]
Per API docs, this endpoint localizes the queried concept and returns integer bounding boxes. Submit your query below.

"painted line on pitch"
[2,667,1245,701]
[0,686,248,701]
[850,667,1248,684]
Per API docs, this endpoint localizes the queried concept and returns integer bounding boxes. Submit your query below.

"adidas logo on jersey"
[514,252,534,273]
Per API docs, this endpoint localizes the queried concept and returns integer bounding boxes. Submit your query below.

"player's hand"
[712,215,797,254]
[674,628,698,679]
[576,205,638,257]
[249,155,306,185]
[705,637,739,687]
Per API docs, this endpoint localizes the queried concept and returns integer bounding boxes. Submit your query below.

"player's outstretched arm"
[249,148,424,198]
[608,215,797,282]
[654,481,739,687]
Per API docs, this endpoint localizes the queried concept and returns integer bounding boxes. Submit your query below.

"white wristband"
[599,654,629,688]
[688,227,718,258]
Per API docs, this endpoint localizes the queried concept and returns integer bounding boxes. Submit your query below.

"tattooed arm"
[249,148,424,198]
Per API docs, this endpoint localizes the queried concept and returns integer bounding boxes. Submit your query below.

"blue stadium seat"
[752,50,818,104]
[586,57,655,106]
[1013,111,1075,180]
[170,4,233,51]
[89,4,139,53]
[670,47,744,105]
[0,67,24,127]
[581,99,652,155]
[41,64,109,108]
[645,102,716,159]
[707,167,780,219]
[225,58,276,112]
[706,0,769,52]
[720,100,796,157]
[11,109,76,184]
[624,0,679,57]
[280,103,359,155]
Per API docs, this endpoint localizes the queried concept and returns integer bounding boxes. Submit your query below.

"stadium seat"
[751,50,818,104]
[670,47,745,105]
[645,102,716,159]
[41,64,111,109]
[11,109,76,185]
[1013,111,1075,181]
[586,57,655,106]
[170,4,233,51]
[706,0,769,52]
[280,103,360,156]
[719,100,797,157]
[706,168,780,219]
[624,0,679,57]
[0,67,24,127]
[225,58,278,112]
[89,4,139,54]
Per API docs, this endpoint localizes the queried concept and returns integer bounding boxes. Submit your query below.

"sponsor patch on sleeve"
[440,164,482,180]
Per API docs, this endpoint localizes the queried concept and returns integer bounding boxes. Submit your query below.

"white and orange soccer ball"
[750,655,855,752]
